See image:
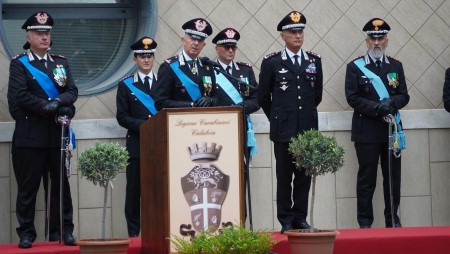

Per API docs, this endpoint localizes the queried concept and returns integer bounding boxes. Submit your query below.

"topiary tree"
[288,129,345,232]
[78,141,129,239]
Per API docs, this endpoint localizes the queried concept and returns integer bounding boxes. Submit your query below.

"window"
[1,0,157,95]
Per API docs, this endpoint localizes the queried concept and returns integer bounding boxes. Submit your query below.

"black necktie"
[186,60,197,74]
[40,58,47,69]
[376,60,381,72]
[293,55,300,68]
[144,76,150,89]
[226,66,231,75]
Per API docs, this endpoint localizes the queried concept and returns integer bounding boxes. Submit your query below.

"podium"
[140,107,245,254]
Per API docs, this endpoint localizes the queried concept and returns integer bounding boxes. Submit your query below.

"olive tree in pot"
[77,141,131,254]
[286,129,345,254]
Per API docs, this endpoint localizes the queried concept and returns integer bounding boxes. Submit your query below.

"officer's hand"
[43,100,60,116]
[194,96,213,107]
[376,98,394,117]
[58,106,74,118]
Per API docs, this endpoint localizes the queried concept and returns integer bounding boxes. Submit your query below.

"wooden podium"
[140,107,245,254]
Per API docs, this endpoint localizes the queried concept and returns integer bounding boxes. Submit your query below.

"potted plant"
[76,141,131,254]
[171,224,278,254]
[286,129,345,254]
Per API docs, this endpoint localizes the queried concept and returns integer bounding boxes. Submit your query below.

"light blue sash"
[169,61,202,101]
[18,55,59,99]
[215,72,257,155]
[123,77,158,115]
[354,58,406,150]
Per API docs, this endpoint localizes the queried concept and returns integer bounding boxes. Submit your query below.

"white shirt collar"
[217,59,233,72]
[285,48,302,64]
[138,70,153,83]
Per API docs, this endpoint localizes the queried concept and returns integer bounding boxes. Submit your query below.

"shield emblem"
[181,163,229,233]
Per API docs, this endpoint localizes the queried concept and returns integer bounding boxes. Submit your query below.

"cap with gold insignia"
[130,36,157,55]
[363,18,390,38]
[22,11,53,31]
[182,18,213,41]
[212,28,240,45]
[277,11,306,31]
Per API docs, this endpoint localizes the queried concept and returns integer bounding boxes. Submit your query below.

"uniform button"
[297,76,300,79]
[148,115,152,118]
[299,106,302,109]
[298,96,301,99]
[297,86,300,89]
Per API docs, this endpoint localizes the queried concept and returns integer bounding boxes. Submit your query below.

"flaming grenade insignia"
[181,142,229,233]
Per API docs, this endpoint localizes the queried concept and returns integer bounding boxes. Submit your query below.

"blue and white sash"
[169,61,202,101]
[123,77,158,115]
[18,55,59,99]
[354,58,406,150]
[215,72,257,155]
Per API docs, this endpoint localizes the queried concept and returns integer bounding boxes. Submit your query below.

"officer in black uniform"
[7,11,77,248]
[153,18,218,109]
[116,36,158,237]
[257,11,323,234]
[345,18,410,228]
[443,67,450,112]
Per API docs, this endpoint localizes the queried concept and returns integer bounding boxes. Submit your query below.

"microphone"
[200,57,221,68]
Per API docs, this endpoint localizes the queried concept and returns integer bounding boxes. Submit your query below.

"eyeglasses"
[220,45,237,51]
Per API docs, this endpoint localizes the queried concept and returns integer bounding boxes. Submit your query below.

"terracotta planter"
[284,229,338,254]
[77,238,132,254]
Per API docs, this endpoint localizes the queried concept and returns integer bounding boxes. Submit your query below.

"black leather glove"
[194,96,213,107]
[43,100,60,116]
[375,98,395,116]
[58,106,75,118]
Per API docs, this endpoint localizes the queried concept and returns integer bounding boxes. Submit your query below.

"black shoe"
[386,222,402,228]
[49,233,60,242]
[64,232,77,246]
[129,234,139,237]
[19,235,33,249]
[295,221,311,229]
[280,224,293,234]
[360,225,371,229]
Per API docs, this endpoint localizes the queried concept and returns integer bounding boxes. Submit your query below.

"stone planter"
[284,229,338,254]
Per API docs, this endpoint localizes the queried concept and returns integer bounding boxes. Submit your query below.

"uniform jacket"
[7,50,78,148]
[215,60,259,114]
[154,51,218,110]
[443,67,450,113]
[345,54,410,143]
[116,72,157,158]
[258,49,323,142]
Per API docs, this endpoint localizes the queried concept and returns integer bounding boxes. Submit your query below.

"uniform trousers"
[125,158,141,236]
[12,146,74,240]
[355,142,401,227]
[274,142,311,227]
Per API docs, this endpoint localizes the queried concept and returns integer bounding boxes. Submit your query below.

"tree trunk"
[102,182,109,239]
[309,175,316,233]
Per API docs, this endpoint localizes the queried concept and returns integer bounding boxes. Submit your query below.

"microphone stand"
[212,66,254,231]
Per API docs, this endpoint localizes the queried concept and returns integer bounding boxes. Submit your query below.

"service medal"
[306,63,316,73]
[202,76,212,96]
[53,65,67,87]
[387,72,399,88]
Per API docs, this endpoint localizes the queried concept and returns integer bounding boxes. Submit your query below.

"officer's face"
[366,35,388,59]
[281,29,304,52]
[134,54,154,75]
[27,30,51,54]
[182,34,206,59]
[215,45,237,65]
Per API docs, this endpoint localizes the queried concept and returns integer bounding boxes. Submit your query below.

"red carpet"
[2,227,450,254]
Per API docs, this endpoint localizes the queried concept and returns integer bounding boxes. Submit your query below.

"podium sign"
[140,107,245,254]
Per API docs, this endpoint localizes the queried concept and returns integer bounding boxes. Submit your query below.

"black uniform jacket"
[258,49,323,142]
[153,51,218,110]
[116,72,157,158]
[215,61,259,114]
[443,67,450,113]
[345,54,410,143]
[7,50,78,148]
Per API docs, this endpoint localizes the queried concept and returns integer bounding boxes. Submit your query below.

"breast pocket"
[359,77,372,94]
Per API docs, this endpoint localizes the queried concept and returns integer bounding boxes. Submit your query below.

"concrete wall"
[0,0,449,244]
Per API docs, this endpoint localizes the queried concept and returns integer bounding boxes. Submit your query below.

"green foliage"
[171,225,277,254]
[289,129,345,177]
[78,141,129,188]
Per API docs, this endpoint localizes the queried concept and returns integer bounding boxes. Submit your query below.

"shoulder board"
[350,55,364,62]
[120,74,133,82]
[50,54,66,59]
[12,53,27,60]
[306,51,321,59]
[236,61,252,68]
[164,55,178,64]
[263,51,280,60]
[386,55,401,63]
